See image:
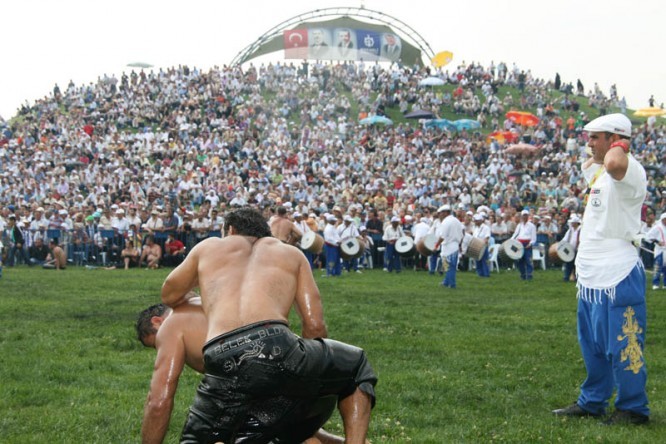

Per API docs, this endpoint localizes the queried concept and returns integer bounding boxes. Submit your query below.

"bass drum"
[340,237,363,260]
[416,233,438,256]
[499,239,524,262]
[549,241,575,264]
[300,231,324,254]
[395,236,415,256]
[465,237,487,261]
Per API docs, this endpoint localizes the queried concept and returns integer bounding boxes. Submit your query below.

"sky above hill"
[1,0,664,120]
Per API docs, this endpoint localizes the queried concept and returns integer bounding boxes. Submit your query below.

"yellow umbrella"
[633,107,666,117]
[431,51,453,68]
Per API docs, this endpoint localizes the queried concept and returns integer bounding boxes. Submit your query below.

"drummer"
[561,215,581,282]
[412,214,431,271]
[436,204,465,289]
[358,226,374,270]
[294,212,314,269]
[427,207,445,275]
[511,209,537,281]
[646,212,666,290]
[270,206,303,246]
[472,213,491,277]
[323,214,342,277]
[338,215,362,274]
[382,216,405,273]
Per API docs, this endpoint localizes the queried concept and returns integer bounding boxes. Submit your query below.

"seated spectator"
[139,235,162,269]
[163,232,186,267]
[28,237,50,266]
[120,239,141,270]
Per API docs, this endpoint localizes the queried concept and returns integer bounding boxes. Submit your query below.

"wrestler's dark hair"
[276,206,287,216]
[135,303,168,346]
[225,207,271,238]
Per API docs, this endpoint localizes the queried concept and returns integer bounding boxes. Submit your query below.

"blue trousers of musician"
[428,253,440,274]
[385,244,401,273]
[442,252,458,288]
[576,263,649,416]
[563,256,577,282]
[302,250,315,270]
[516,246,533,280]
[324,244,341,276]
[652,254,664,288]
[343,258,359,272]
[476,248,490,277]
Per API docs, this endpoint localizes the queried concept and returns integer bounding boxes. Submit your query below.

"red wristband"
[610,140,630,153]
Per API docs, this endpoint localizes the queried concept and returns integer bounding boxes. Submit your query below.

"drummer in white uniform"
[412,215,431,271]
[338,215,362,273]
[511,209,537,280]
[436,205,465,288]
[323,214,342,277]
[561,215,581,282]
[382,216,405,273]
[646,212,666,289]
[472,213,491,277]
[427,207,444,275]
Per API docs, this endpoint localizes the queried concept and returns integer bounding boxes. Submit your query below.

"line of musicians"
[268,204,582,284]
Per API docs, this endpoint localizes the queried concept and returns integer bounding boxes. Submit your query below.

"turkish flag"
[284,29,308,59]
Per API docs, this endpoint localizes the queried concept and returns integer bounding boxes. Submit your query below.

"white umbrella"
[418,76,445,87]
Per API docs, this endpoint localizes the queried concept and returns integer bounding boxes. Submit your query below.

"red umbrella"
[487,130,519,144]
[506,111,540,127]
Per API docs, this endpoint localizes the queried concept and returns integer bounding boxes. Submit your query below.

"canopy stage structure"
[230,7,435,67]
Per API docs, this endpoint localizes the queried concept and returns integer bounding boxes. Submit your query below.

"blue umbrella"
[425,118,456,130]
[451,119,481,131]
[360,115,393,125]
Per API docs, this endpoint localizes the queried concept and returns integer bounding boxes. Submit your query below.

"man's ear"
[150,316,164,330]
[227,225,237,235]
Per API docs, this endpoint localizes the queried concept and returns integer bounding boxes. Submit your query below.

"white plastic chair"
[532,243,546,270]
[488,244,500,273]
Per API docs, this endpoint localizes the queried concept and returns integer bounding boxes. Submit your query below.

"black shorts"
[180,320,377,444]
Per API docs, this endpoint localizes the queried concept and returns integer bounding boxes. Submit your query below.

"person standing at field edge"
[552,114,649,425]
[161,207,376,443]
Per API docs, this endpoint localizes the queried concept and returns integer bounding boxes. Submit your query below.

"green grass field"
[1,265,664,443]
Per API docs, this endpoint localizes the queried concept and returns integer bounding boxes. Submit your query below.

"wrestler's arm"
[605,144,629,181]
[141,324,186,444]
[291,222,303,241]
[161,243,200,307]
[293,252,327,339]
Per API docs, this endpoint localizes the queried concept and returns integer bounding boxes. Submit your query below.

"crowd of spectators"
[0,59,664,270]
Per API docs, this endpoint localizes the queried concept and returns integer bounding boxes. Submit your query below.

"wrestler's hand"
[610,139,630,153]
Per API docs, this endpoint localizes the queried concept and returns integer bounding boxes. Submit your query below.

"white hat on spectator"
[326,214,337,222]
[343,215,353,222]
[293,212,301,218]
[521,209,530,215]
[391,216,400,223]
[473,214,483,221]
[569,215,581,224]
[583,113,631,137]
[36,207,44,212]
[437,204,450,212]
[58,209,68,215]
[660,213,666,221]
[116,209,125,214]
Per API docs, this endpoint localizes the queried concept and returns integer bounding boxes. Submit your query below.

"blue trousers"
[324,244,341,276]
[652,254,664,287]
[576,263,649,416]
[476,248,490,277]
[563,255,577,282]
[385,243,401,273]
[429,252,440,274]
[442,252,458,288]
[516,245,533,280]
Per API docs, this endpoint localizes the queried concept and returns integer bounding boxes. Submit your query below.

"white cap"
[59,209,68,215]
[569,215,581,224]
[583,113,631,137]
[437,204,451,212]
[391,216,400,223]
[521,209,530,215]
[660,213,666,221]
[473,214,483,221]
[360,225,367,231]
[343,215,353,222]
[293,212,301,217]
[326,214,337,222]
[405,215,413,221]
[116,209,125,214]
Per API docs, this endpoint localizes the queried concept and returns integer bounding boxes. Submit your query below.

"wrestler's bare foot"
[338,388,372,444]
